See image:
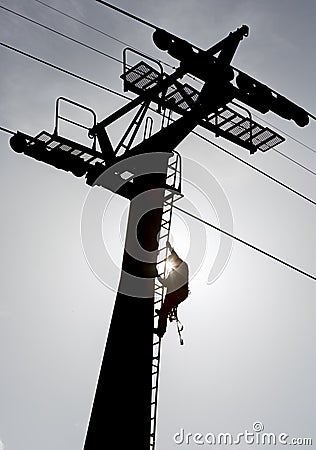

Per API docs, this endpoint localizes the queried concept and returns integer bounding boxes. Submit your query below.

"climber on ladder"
[154,242,189,339]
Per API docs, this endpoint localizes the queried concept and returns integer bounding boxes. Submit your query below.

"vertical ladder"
[149,150,182,450]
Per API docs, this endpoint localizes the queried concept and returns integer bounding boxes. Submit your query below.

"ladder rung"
[156,272,165,277]
[161,218,171,225]
[156,258,166,265]
[157,243,169,251]
[164,195,174,203]
[160,221,170,229]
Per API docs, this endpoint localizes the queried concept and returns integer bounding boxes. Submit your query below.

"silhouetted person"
[154,242,189,338]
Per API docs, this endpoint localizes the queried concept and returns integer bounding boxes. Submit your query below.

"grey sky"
[0,1,315,449]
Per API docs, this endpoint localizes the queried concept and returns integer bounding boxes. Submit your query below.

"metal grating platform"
[121,61,285,153]
[122,61,162,95]
[10,130,107,179]
[34,131,105,165]
[206,106,285,152]
[164,83,199,113]
[11,130,182,199]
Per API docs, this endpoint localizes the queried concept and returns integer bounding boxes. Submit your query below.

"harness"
[168,306,184,345]
[167,289,191,345]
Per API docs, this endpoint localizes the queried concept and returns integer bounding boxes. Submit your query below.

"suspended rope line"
[0,5,123,65]
[274,149,316,177]
[0,126,14,135]
[30,0,316,144]
[96,0,157,29]
[173,205,316,282]
[33,0,178,72]
[96,0,316,121]
[0,41,129,100]
[192,130,316,207]
[34,0,134,47]
[253,114,316,156]
[1,119,314,281]
[308,111,316,121]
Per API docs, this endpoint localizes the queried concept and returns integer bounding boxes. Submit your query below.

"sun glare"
[166,260,175,273]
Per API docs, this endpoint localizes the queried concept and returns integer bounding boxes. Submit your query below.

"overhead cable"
[96,0,316,122]
[174,205,316,282]
[33,0,177,71]
[0,5,123,65]
[0,126,14,135]
[1,123,313,282]
[191,130,316,207]
[96,0,156,30]
[0,41,129,100]
[274,149,316,177]
[0,40,315,207]
[34,0,316,135]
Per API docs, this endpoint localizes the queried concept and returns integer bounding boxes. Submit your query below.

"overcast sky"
[0,1,315,449]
